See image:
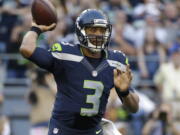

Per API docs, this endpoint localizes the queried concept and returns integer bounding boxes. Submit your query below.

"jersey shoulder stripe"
[50,42,83,62]
[52,52,83,62]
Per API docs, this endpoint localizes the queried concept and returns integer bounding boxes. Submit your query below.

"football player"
[20,9,139,135]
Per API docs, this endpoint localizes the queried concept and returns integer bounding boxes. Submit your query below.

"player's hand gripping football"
[114,64,133,91]
[32,20,56,32]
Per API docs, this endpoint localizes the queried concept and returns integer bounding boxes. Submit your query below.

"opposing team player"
[20,9,139,135]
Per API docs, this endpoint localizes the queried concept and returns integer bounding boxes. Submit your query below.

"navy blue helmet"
[75,9,112,52]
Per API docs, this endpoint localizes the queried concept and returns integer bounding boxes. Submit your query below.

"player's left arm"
[114,64,139,113]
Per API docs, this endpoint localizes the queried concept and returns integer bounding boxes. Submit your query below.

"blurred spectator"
[0,0,30,78]
[64,0,81,16]
[0,0,30,53]
[0,116,10,135]
[100,0,131,24]
[27,69,56,135]
[137,28,166,80]
[6,14,32,78]
[79,0,98,10]
[128,0,143,7]
[154,43,180,122]
[142,103,180,135]
[130,90,155,135]
[132,0,168,48]
[46,16,76,45]
[110,10,137,70]
[0,59,6,114]
[111,10,136,55]
[163,2,180,46]
[0,81,10,135]
[0,1,19,53]
[0,85,4,114]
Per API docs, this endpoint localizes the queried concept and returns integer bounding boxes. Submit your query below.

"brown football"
[31,0,57,26]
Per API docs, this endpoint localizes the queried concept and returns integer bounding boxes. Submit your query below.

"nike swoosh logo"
[96,129,102,134]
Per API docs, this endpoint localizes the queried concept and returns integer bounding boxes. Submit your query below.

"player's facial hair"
[87,34,104,47]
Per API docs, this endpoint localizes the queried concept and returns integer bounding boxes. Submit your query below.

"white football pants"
[101,118,122,135]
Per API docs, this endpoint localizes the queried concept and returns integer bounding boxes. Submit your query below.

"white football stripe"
[107,60,126,72]
[52,52,83,62]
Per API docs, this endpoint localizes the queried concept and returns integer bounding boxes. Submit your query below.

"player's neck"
[81,47,102,58]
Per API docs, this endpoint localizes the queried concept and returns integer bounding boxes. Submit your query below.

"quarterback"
[20,9,139,135]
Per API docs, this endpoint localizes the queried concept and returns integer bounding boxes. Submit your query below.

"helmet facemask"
[80,25,111,52]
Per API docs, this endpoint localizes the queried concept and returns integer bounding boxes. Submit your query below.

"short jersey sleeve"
[28,42,71,73]
[115,50,129,65]
[107,50,129,72]
[28,47,55,72]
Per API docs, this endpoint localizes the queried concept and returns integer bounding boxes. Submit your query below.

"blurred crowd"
[0,0,180,135]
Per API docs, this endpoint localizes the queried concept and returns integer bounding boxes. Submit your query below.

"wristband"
[115,87,130,97]
[30,26,42,36]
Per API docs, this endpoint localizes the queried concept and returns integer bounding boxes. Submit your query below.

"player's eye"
[85,27,106,35]
[99,28,106,34]
[89,27,97,33]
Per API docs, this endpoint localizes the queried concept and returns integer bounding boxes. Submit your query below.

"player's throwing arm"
[20,0,57,58]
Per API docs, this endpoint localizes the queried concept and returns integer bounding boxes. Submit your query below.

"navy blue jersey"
[28,42,128,131]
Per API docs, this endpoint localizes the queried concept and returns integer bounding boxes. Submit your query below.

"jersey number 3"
[80,80,104,116]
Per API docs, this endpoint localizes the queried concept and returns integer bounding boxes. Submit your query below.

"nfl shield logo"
[53,128,59,134]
